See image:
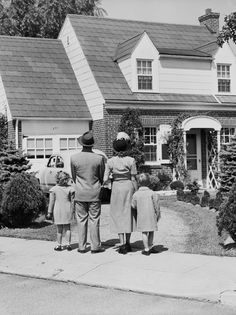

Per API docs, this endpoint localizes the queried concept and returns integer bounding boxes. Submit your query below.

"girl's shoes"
[67,245,72,251]
[118,244,127,255]
[54,245,62,251]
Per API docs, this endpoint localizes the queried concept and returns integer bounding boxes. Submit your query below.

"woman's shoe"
[67,245,72,251]
[141,250,150,256]
[118,245,127,255]
[54,245,62,251]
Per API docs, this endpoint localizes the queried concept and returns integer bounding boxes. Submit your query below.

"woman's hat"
[78,131,94,147]
[113,138,128,152]
[116,132,130,141]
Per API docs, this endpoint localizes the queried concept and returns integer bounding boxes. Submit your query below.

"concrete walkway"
[1,235,236,308]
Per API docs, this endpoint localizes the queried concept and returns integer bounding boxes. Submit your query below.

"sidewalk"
[1,235,236,307]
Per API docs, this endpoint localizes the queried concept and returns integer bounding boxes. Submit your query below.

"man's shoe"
[91,247,105,254]
[118,245,127,255]
[77,249,86,253]
[125,243,132,252]
[67,245,72,251]
[141,250,150,256]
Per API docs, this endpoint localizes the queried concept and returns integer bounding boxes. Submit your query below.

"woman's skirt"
[110,179,136,233]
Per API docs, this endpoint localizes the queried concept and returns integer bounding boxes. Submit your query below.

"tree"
[217,12,236,47]
[218,134,236,195]
[0,114,8,150]
[118,108,145,170]
[217,183,236,242]
[0,0,107,38]
[0,148,31,203]
[0,0,41,37]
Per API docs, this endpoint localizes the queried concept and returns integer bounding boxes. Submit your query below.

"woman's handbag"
[99,186,111,204]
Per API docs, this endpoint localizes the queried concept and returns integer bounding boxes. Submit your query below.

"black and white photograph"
[0,0,236,314]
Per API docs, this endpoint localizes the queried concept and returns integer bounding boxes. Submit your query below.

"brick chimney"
[198,8,220,34]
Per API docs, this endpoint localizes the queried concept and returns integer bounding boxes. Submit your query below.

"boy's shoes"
[125,243,132,252]
[77,249,86,253]
[54,245,62,251]
[141,250,150,256]
[91,247,105,254]
[118,244,127,255]
[67,245,72,251]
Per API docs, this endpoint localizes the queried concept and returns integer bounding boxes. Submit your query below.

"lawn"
[0,199,236,257]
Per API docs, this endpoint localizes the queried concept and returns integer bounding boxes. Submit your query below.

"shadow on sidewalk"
[131,241,169,254]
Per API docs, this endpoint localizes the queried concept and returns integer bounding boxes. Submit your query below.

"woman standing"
[103,138,137,254]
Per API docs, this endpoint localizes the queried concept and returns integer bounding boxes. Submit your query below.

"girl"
[46,171,75,251]
[131,173,161,256]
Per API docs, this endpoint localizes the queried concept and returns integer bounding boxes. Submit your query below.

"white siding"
[0,76,12,120]
[131,33,159,92]
[22,120,89,136]
[159,58,212,94]
[213,43,236,95]
[118,58,132,89]
[59,19,104,120]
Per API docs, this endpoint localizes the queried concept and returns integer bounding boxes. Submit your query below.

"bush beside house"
[217,183,236,242]
[1,173,46,227]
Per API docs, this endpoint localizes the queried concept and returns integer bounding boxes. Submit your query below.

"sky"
[101,0,236,28]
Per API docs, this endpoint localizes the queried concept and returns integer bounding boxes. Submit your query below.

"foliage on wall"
[167,113,190,181]
[118,107,145,170]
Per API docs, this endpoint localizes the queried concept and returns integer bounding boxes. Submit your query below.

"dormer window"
[217,64,231,93]
[137,59,152,90]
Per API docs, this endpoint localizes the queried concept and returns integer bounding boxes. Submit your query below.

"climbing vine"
[167,113,190,181]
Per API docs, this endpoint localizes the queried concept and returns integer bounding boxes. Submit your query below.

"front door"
[186,130,202,183]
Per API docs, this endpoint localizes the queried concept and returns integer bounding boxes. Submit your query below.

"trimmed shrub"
[190,195,200,205]
[170,180,184,191]
[200,190,210,207]
[209,191,223,211]
[1,173,46,227]
[149,175,162,191]
[217,183,236,242]
[177,189,185,201]
[157,172,172,189]
[186,180,200,195]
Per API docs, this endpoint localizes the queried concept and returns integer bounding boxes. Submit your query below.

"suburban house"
[1,9,236,188]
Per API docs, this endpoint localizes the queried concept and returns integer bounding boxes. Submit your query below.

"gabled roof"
[0,36,91,119]
[113,32,144,61]
[68,15,217,102]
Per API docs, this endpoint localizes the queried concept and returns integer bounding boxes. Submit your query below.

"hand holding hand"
[46,213,53,220]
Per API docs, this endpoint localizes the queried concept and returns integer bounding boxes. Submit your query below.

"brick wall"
[83,108,236,179]
[7,119,22,149]
[7,120,15,148]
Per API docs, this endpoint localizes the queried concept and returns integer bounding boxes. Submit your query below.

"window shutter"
[158,124,171,163]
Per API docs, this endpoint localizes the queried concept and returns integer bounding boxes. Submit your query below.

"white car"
[38,149,107,194]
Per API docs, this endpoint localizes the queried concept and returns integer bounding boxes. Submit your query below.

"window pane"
[36,149,44,159]
[144,145,157,161]
[68,138,76,148]
[45,149,53,158]
[60,138,67,149]
[36,139,43,148]
[45,138,52,148]
[27,139,34,149]
[162,144,169,160]
[27,149,35,159]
